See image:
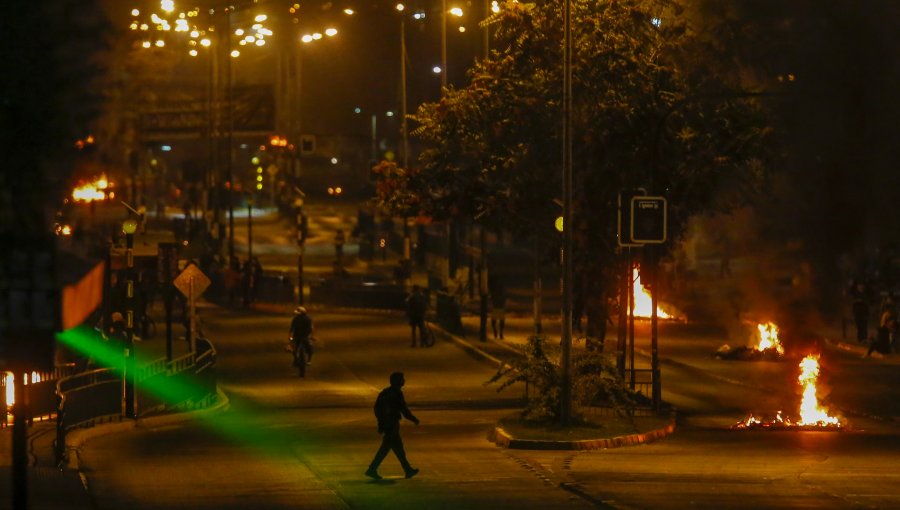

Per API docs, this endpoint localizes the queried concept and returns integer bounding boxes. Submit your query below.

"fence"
[0,365,81,427]
[53,338,218,466]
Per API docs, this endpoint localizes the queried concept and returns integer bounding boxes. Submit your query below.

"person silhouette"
[365,372,420,480]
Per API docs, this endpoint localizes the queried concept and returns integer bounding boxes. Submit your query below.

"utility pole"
[559,0,574,426]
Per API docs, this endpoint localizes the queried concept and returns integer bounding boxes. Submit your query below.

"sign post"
[174,264,211,354]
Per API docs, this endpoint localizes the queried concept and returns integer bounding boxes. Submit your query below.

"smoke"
[676,1,900,338]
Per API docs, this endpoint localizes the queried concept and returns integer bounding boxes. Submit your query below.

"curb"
[65,388,230,469]
[488,417,676,451]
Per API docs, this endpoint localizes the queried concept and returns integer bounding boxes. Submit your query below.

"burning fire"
[72,174,112,202]
[754,322,785,355]
[5,372,43,408]
[797,355,840,426]
[733,354,842,429]
[632,267,672,319]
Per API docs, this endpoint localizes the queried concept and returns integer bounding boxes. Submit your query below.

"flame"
[632,267,671,319]
[5,372,43,408]
[797,355,841,426]
[72,174,111,202]
[755,322,785,355]
[4,373,12,407]
[733,354,842,429]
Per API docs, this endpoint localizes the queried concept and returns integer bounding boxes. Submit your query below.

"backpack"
[374,389,389,432]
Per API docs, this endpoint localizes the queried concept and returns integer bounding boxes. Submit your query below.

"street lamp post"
[441,0,448,89]
[559,0,574,426]
[295,199,306,305]
[122,218,138,419]
[247,197,253,262]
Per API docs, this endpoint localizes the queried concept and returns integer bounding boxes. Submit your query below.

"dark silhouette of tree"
[0,1,110,232]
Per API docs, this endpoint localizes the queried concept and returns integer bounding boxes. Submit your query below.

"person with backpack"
[289,306,314,376]
[405,285,428,347]
[365,372,420,480]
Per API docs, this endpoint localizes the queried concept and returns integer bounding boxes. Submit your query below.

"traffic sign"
[630,196,667,244]
[174,263,211,299]
[617,191,644,247]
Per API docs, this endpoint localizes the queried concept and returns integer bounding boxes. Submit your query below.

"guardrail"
[54,338,218,466]
[0,364,81,427]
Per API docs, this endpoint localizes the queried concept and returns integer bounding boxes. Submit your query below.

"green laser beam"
[56,326,323,457]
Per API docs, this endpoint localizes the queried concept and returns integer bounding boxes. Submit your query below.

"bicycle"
[291,336,314,377]
[422,323,435,347]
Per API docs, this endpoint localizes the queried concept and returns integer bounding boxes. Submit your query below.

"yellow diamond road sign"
[174,263,211,298]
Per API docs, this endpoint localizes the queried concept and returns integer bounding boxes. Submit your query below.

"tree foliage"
[375,0,773,302]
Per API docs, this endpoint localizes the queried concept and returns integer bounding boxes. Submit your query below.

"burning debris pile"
[72,174,113,202]
[716,322,786,361]
[733,354,843,430]
[631,267,677,319]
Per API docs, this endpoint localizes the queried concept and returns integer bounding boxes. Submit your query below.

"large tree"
[375,0,773,328]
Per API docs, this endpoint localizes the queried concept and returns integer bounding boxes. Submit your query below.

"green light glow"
[56,326,314,457]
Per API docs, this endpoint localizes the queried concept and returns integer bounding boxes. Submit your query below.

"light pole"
[122,218,138,419]
[247,197,253,262]
[441,0,447,89]
[397,4,414,285]
[560,0,574,426]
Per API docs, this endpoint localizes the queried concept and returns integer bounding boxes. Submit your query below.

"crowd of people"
[850,279,900,357]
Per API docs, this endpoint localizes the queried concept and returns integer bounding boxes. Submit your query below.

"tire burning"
[733,354,843,430]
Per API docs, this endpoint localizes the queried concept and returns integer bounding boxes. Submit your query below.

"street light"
[122,218,138,419]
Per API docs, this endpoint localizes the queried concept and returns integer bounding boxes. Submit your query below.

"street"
[66,298,900,509]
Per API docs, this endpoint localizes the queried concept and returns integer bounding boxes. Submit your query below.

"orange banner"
[62,261,104,330]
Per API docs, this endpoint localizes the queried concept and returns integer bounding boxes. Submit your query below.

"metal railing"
[54,338,218,466]
[0,364,81,427]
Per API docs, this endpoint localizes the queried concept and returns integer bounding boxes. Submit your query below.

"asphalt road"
[70,305,900,510]
[68,202,900,509]
[77,308,596,510]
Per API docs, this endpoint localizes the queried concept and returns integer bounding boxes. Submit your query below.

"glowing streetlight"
[325,28,337,37]
[450,7,464,16]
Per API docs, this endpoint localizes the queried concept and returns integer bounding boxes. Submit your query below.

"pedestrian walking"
[251,256,263,302]
[851,281,871,344]
[489,275,506,339]
[334,229,346,267]
[289,306,314,376]
[406,285,428,347]
[365,372,420,480]
[224,256,241,306]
